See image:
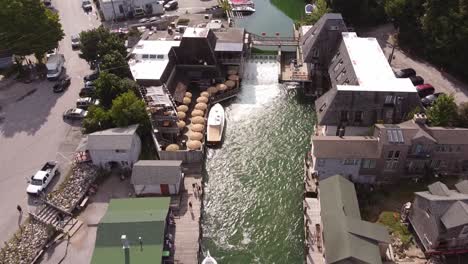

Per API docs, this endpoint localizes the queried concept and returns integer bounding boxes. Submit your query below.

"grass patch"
[378,211,412,246]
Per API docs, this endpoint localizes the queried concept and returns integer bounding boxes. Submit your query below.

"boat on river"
[232,5,256,14]
[206,103,225,146]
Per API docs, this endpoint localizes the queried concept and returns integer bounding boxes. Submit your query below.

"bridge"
[250,33,299,47]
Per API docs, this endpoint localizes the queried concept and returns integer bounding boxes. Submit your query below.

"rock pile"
[47,163,97,212]
[0,219,51,264]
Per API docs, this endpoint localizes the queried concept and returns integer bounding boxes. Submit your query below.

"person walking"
[16,205,22,214]
[188,201,193,210]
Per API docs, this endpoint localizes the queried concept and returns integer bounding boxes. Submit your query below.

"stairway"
[30,204,83,236]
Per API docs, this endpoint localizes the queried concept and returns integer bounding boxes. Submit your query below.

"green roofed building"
[319,175,390,264]
[91,197,171,264]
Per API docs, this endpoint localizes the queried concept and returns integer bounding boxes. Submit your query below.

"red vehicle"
[416,84,435,98]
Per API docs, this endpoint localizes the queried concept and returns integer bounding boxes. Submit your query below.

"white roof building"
[128,40,180,84]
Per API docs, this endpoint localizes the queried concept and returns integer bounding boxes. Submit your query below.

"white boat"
[202,251,218,264]
[206,103,225,146]
[232,6,256,14]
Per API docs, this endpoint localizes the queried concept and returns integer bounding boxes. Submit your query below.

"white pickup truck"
[26,161,59,195]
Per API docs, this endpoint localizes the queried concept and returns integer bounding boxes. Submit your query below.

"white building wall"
[99,0,125,21]
[89,134,141,168]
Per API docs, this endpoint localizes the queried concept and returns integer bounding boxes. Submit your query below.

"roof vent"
[413,113,427,125]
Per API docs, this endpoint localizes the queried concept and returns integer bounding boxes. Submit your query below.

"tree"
[301,0,331,25]
[426,94,458,126]
[100,50,131,78]
[82,106,112,134]
[79,26,127,64]
[109,91,149,131]
[457,102,468,128]
[94,72,130,108]
[0,0,64,62]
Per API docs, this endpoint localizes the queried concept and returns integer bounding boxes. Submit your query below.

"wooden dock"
[173,175,203,264]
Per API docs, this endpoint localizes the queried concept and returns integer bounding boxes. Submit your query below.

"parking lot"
[362,24,468,105]
[0,0,100,245]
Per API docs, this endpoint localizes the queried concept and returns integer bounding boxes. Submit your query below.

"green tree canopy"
[109,91,149,131]
[100,50,131,78]
[300,0,331,25]
[426,94,458,126]
[457,102,468,128]
[0,0,64,61]
[94,72,130,108]
[82,105,112,134]
[79,26,127,63]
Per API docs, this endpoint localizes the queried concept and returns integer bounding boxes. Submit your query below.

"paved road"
[0,0,100,244]
[362,24,468,105]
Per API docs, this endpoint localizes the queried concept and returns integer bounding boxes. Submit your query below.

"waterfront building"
[83,124,141,169]
[318,175,391,263]
[131,160,184,195]
[309,114,468,183]
[315,32,421,136]
[98,0,164,21]
[409,181,468,255]
[91,197,172,264]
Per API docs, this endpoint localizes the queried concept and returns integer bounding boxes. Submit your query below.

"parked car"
[409,75,425,86]
[149,16,159,22]
[43,0,52,7]
[82,0,92,11]
[46,54,65,80]
[26,161,59,195]
[76,97,100,109]
[79,87,96,97]
[71,35,80,49]
[164,0,178,10]
[394,68,416,78]
[53,77,71,93]
[83,71,99,82]
[421,92,445,107]
[46,48,57,58]
[63,108,88,120]
[84,80,95,88]
[138,18,149,24]
[416,84,435,98]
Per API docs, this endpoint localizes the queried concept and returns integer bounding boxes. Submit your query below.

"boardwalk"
[250,33,299,47]
[174,175,203,264]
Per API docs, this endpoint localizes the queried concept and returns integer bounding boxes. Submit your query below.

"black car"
[409,75,425,86]
[53,77,71,93]
[83,71,99,82]
[79,87,96,97]
[394,68,416,78]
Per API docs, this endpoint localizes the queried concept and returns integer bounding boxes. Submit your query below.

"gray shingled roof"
[319,175,390,264]
[312,136,380,158]
[87,124,139,150]
[131,160,182,185]
[427,127,468,145]
[428,182,451,196]
[441,201,468,229]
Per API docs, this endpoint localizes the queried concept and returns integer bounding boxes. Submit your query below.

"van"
[164,0,178,11]
[46,54,65,80]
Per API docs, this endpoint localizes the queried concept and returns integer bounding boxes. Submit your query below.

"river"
[202,56,316,262]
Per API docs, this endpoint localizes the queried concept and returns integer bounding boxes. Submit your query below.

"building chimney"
[121,234,130,249]
[413,113,427,125]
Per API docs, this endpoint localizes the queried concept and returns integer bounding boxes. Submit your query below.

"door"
[160,184,170,195]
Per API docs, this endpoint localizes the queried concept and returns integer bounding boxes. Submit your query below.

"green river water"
[202,57,316,262]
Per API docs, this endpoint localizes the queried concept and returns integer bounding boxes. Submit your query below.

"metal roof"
[87,124,139,150]
[428,182,451,196]
[319,175,390,264]
[456,180,468,194]
[131,160,183,185]
[215,42,243,52]
[91,197,170,264]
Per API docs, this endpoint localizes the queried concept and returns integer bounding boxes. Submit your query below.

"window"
[115,149,127,153]
[157,54,164,59]
[312,48,319,58]
[142,54,149,59]
[354,111,363,122]
[331,52,340,64]
[387,151,394,159]
[319,103,326,113]
[394,151,400,158]
[385,160,398,171]
[362,159,376,169]
[336,69,346,82]
[384,95,396,105]
[344,159,358,165]
[340,110,348,122]
[333,59,343,72]
[425,208,431,218]
[149,54,157,59]
[343,79,349,85]
[415,144,423,154]
[119,4,124,14]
